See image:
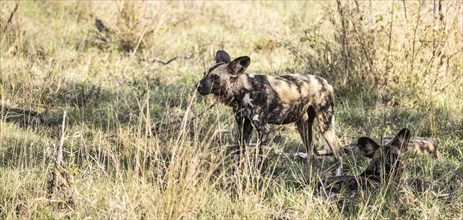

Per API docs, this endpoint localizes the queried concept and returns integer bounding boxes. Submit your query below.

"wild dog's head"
[196,50,251,100]
[358,128,412,181]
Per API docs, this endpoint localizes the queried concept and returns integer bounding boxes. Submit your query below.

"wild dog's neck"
[218,74,253,106]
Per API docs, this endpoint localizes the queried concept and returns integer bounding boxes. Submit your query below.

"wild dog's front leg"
[251,117,269,168]
[235,115,253,165]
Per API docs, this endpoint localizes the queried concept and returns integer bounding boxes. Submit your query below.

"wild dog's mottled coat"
[403,137,438,158]
[197,50,342,173]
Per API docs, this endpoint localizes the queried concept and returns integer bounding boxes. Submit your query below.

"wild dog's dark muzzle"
[196,80,210,95]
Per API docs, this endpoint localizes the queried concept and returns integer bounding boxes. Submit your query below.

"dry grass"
[1,1,462,219]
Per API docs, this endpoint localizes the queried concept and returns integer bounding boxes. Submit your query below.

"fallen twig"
[152,55,193,65]
[0,104,40,117]
[3,3,18,33]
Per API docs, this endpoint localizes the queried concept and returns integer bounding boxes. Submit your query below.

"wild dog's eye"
[211,75,220,80]
[203,72,206,76]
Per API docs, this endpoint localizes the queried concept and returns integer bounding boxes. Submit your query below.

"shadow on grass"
[0,78,193,168]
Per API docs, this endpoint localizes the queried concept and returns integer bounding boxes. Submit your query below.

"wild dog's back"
[367,136,438,158]
[251,74,334,125]
[265,74,333,105]
[404,137,439,158]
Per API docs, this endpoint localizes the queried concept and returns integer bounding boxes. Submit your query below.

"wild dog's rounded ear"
[357,137,381,158]
[215,50,231,63]
[390,128,412,149]
[227,56,251,75]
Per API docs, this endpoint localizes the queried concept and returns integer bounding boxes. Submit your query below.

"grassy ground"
[1,1,463,219]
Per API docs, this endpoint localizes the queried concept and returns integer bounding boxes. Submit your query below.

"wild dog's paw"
[293,152,309,160]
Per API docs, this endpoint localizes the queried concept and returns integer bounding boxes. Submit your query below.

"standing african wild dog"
[196,50,342,174]
[320,128,412,193]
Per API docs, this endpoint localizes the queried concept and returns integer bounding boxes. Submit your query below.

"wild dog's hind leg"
[315,100,342,175]
[296,106,316,162]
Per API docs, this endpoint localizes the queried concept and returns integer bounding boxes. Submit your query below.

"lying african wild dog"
[319,128,412,193]
[196,50,342,174]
